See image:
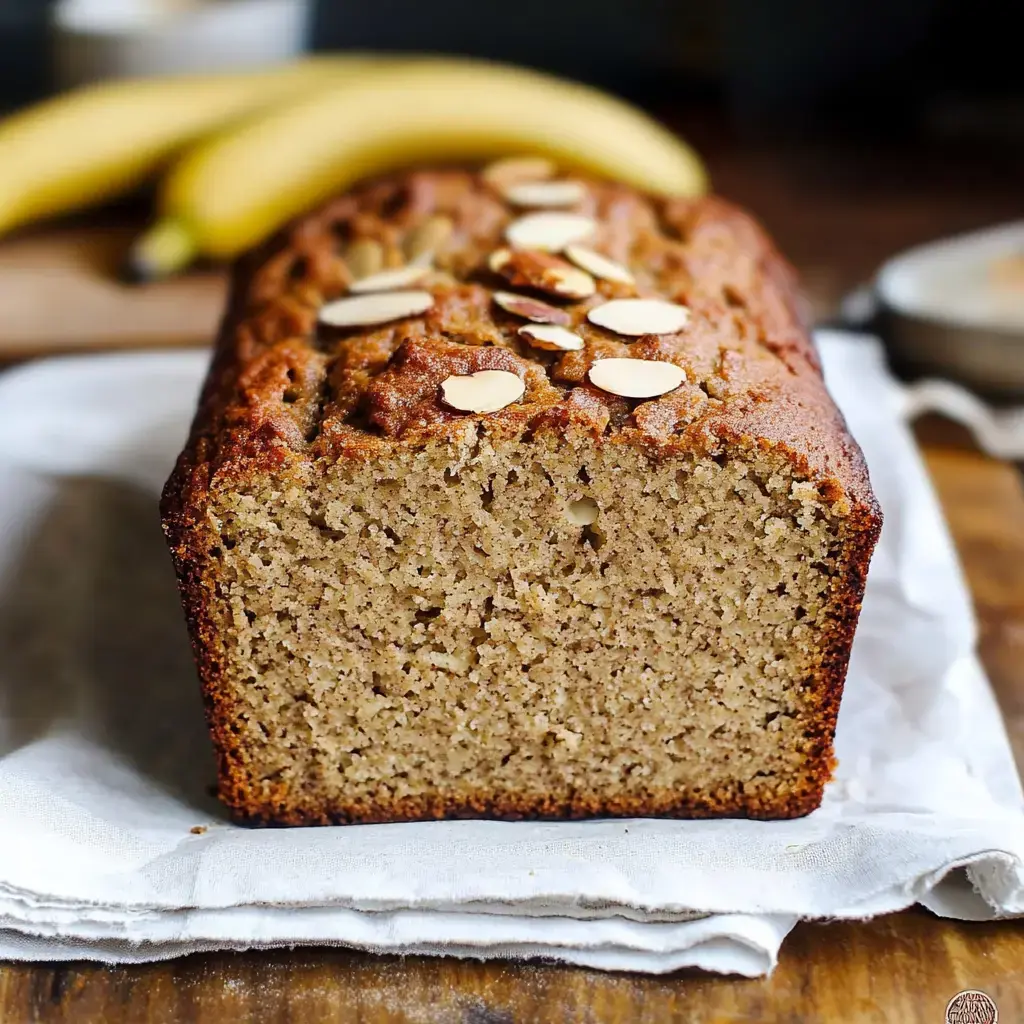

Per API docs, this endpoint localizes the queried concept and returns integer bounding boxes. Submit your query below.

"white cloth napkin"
[0,331,1022,977]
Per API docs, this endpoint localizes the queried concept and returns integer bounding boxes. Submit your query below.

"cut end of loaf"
[189,435,870,826]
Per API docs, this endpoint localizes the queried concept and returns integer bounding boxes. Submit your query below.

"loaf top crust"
[180,168,876,514]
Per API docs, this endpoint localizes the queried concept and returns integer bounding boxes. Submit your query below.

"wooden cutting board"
[0,221,226,359]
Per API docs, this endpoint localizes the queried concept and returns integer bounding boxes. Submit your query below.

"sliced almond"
[318,290,433,328]
[349,265,431,294]
[518,324,584,352]
[493,291,571,326]
[495,250,596,300]
[544,265,597,300]
[503,180,587,208]
[441,370,525,413]
[505,212,596,252]
[344,238,384,280]
[588,358,685,399]
[488,247,513,273]
[404,214,453,265]
[482,156,555,191]
[565,245,635,286]
[587,298,690,336]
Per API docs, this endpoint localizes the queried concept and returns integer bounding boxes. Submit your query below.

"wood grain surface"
[1,133,1023,1022]
[0,220,224,358]
[0,908,1020,1024]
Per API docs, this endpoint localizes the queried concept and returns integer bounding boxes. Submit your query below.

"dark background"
[2,0,1022,147]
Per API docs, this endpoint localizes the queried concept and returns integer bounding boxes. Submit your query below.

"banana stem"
[125,218,197,282]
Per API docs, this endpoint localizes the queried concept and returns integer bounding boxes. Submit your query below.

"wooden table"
[1,135,1023,1022]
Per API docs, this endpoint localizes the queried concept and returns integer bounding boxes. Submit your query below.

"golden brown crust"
[167,169,872,496]
[230,781,828,828]
[162,167,881,827]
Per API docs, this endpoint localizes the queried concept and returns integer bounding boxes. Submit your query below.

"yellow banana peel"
[134,60,708,278]
[0,55,384,237]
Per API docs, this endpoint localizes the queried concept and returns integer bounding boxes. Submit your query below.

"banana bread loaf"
[162,160,881,826]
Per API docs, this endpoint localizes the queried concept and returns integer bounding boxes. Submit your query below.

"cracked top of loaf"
[182,166,875,513]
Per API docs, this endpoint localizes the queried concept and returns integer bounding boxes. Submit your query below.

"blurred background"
[2,0,1021,133]
[4,0,1023,132]
[0,0,1022,377]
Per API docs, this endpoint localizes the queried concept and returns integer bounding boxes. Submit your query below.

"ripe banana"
[132,61,708,278]
[0,55,384,237]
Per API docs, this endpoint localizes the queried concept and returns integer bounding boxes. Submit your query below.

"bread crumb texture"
[163,167,880,825]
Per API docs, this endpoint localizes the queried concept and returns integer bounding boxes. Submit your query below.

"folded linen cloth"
[0,332,1021,976]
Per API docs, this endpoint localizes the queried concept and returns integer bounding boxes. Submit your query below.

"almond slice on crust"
[587,298,690,336]
[318,290,434,327]
[588,358,685,398]
[505,212,596,252]
[495,250,596,300]
[349,265,431,293]
[403,214,454,265]
[482,156,556,191]
[493,291,571,325]
[343,238,384,280]
[518,324,584,351]
[564,245,636,286]
[440,370,525,413]
[503,180,587,208]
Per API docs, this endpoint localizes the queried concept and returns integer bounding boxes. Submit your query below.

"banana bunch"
[0,56,708,279]
[0,56,382,238]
